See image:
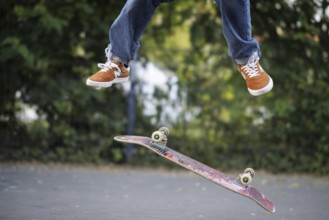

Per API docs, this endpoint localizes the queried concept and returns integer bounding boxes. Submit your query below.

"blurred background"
[1,0,328,174]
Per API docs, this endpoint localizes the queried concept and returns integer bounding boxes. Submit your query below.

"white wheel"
[244,168,255,178]
[151,131,165,142]
[240,173,252,186]
[158,127,170,136]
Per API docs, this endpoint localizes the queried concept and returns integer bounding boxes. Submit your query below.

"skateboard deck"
[114,131,275,213]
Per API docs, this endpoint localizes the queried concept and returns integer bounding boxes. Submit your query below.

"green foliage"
[140,0,329,174]
[0,0,130,163]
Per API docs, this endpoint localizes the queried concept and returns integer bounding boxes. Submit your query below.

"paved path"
[0,164,328,220]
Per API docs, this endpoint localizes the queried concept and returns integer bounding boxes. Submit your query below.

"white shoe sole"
[86,77,129,88]
[248,77,273,96]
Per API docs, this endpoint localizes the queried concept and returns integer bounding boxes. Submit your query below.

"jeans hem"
[106,45,131,66]
[234,50,261,65]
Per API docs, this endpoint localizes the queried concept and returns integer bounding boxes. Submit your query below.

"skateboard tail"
[220,180,275,213]
[248,187,276,213]
[115,135,142,144]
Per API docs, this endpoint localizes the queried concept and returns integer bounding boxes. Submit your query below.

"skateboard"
[114,127,275,213]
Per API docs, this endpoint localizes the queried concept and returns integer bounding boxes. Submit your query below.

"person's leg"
[87,0,174,88]
[215,0,259,64]
[215,0,273,96]
[109,0,174,65]
[109,0,157,65]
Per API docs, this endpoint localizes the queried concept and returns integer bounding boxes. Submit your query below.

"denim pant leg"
[109,0,174,65]
[215,0,260,64]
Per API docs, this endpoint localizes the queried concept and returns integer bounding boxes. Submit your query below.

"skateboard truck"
[239,168,255,186]
[151,127,169,148]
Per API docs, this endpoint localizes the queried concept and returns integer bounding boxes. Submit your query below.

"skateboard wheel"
[244,168,255,178]
[152,131,165,142]
[243,167,255,177]
[240,173,252,186]
[158,127,170,136]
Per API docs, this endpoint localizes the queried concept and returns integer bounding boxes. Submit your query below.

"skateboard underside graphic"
[114,127,275,213]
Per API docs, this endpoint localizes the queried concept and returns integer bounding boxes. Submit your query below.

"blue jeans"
[108,0,259,65]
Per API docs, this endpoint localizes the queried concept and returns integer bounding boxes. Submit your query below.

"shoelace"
[97,62,121,77]
[241,55,260,78]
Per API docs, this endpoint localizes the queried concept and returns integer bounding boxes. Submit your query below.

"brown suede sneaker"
[237,55,273,96]
[86,60,130,88]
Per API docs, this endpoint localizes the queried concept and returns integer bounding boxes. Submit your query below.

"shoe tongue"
[112,60,120,64]
[112,60,130,70]
[112,60,124,66]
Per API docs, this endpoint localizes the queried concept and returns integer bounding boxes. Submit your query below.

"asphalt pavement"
[0,164,328,220]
